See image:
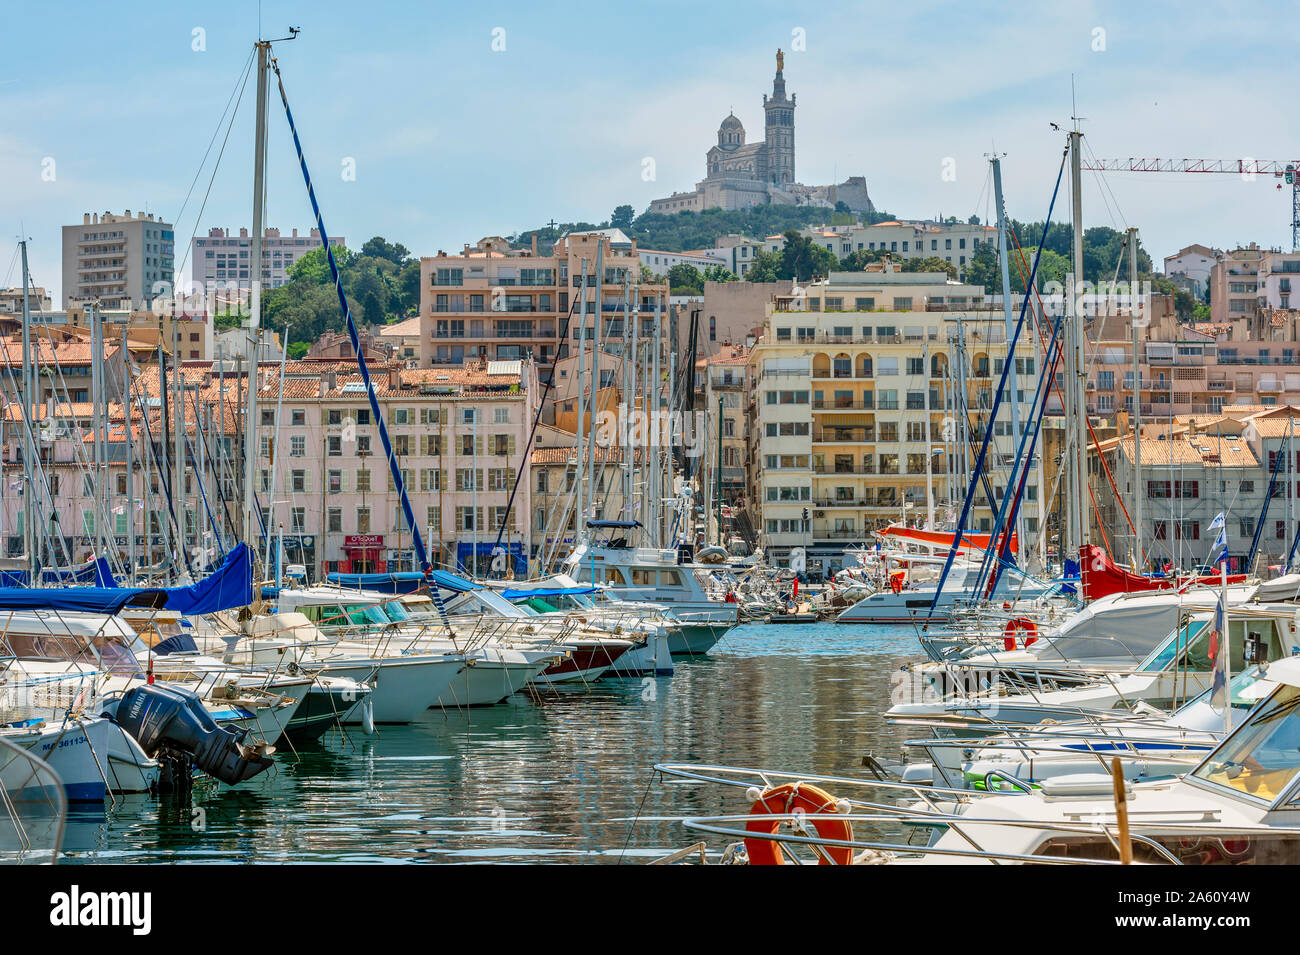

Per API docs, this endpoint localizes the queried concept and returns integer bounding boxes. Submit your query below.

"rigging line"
[1009,224,1139,554]
[0,329,77,576]
[27,316,128,578]
[173,52,257,285]
[173,47,256,230]
[929,146,1070,616]
[1083,138,1130,232]
[492,294,582,555]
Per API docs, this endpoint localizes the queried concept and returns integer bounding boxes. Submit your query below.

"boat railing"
[0,735,66,865]
[648,762,1193,865]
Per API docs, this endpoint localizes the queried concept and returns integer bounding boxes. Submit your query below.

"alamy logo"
[49,886,152,935]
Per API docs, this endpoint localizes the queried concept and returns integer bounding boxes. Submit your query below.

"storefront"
[342,534,385,574]
[455,540,526,577]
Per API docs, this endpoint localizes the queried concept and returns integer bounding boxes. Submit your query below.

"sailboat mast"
[1067,129,1089,556]
[124,330,136,584]
[588,243,603,532]
[992,155,1024,561]
[19,241,35,580]
[575,257,587,545]
[244,38,269,550]
[1128,227,1143,567]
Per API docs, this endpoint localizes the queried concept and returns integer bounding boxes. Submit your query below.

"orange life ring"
[745,782,854,865]
[1002,616,1038,651]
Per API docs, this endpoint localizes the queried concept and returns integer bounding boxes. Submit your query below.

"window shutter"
[508,435,517,456]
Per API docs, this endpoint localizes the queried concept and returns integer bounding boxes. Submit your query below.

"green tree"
[702,264,737,283]
[666,263,704,294]
[610,205,635,230]
[745,249,781,283]
[901,256,957,279]
[360,236,411,266]
[839,248,883,271]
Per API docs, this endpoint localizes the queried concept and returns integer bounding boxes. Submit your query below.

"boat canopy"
[587,520,642,529]
[0,587,168,615]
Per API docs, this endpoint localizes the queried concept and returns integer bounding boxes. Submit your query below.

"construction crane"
[1080,157,1300,250]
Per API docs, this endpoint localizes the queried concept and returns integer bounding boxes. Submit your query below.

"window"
[327,508,343,533]
[290,507,306,533]
[291,410,305,426]
[328,470,343,494]
[494,407,510,425]
[290,436,306,457]
[290,470,307,493]
[328,436,342,456]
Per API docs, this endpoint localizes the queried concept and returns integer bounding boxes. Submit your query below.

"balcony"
[812,429,876,443]
[812,463,876,475]
[812,526,863,540]
[812,497,877,508]
[812,399,875,411]
[1259,379,1283,392]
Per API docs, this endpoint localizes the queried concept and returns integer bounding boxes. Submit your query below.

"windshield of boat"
[382,600,412,623]
[1141,618,1283,674]
[1175,665,1275,715]
[1193,684,1300,804]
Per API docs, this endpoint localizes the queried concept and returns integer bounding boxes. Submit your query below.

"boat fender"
[361,696,376,736]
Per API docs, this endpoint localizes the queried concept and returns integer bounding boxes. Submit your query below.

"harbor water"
[57,622,919,864]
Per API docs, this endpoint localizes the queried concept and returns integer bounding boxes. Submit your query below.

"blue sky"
[2,0,1293,301]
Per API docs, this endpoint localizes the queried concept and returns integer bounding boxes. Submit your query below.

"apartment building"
[1210,245,1268,323]
[1164,244,1218,299]
[746,266,1043,575]
[0,358,538,578]
[418,233,668,371]
[190,227,344,294]
[768,220,998,281]
[0,286,53,314]
[1097,406,1300,571]
[62,211,175,308]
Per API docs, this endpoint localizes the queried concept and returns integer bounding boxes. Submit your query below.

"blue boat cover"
[325,568,480,594]
[0,555,116,588]
[162,543,253,615]
[501,586,597,599]
[0,587,167,614]
[587,520,641,529]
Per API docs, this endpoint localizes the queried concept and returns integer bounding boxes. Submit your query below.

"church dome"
[717,112,745,149]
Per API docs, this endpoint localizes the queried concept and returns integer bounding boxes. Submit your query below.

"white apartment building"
[190,227,344,293]
[747,266,1043,576]
[766,220,998,281]
[1164,244,1218,299]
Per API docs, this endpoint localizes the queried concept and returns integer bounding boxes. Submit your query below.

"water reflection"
[55,623,915,863]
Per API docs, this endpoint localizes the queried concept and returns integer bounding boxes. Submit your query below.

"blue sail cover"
[0,587,167,614]
[0,556,116,588]
[162,543,253,615]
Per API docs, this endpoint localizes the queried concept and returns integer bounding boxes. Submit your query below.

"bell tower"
[763,48,795,185]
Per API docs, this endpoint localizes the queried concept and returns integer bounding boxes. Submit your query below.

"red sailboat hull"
[1080,545,1247,602]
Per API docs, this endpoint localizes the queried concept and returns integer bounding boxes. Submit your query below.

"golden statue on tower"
[776,48,784,71]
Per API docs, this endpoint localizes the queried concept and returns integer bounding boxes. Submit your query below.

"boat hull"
[4,718,158,801]
[317,656,465,724]
[608,633,674,676]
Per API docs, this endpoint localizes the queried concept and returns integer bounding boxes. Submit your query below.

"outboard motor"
[111,683,275,791]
